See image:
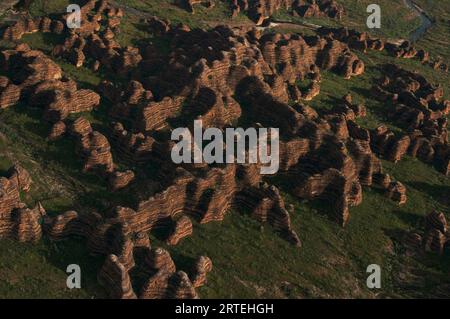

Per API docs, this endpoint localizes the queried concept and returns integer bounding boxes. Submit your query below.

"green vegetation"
[0,238,106,298]
[273,0,422,40]
[28,0,253,29]
[29,0,79,17]
[413,0,450,61]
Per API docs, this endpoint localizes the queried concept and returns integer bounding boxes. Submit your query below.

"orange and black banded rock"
[138,97,185,132]
[134,231,151,250]
[190,256,213,288]
[371,65,449,174]
[0,77,20,109]
[2,16,50,41]
[0,3,430,300]
[29,78,77,106]
[177,0,215,14]
[225,0,344,25]
[8,164,32,193]
[43,211,82,241]
[48,121,67,141]
[145,247,177,274]
[370,126,411,163]
[140,269,172,299]
[238,183,301,246]
[44,89,101,122]
[386,181,407,205]
[7,48,63,88]
[167,271,199,299]
[407,211,449,256]
[294,0,345,19]
[70,116,93,137]
[98,254,137,299]
[301,82,320,101]
[140,270,198,299]
[80,131,115,174]
[332,94,366,119]
[166,216,193,246]
[109,222,136,271]
[0,166,45,243]
[69,117,115,175]
[14,203,46,243]
[317,27,447,71]
[0,166,28,216]
[108,170,135,191]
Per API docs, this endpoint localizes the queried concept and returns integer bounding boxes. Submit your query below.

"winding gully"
[403,0,434,42]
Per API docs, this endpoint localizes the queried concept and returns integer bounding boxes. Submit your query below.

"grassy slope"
[413,0,450,61]
[0,0,449,298]
[274,0,422,40]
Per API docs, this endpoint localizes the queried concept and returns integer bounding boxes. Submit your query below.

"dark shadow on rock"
[150,217,174,241]
[168,250,198,276]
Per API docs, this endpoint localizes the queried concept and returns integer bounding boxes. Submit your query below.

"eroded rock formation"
[406,211,449,256]
[0,165,45,243]
[371,65,450,175]
[0,0,436,300]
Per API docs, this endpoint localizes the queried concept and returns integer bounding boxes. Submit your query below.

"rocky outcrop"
[43,210,83,241]
[139,248,202,299]
[319,27,447,72]
[48,121,67,141]
[0,46,101,124]
[139,97,184,132]
[238,183,301,245]
[2,47,62,88]
[386,181,407,205]
[70,117,114,174]
[98,254,137,299]
[190,256,213,288]
[140,270,198,299]
[0,165,45,243]
[372,65,449,174]
[146,248,177,274]
[294,0,345,19]
[408,211,449,256]
[44,89,101,122]
[0,76,20,109]
[14,204,46,243]
[0,2,430,300]
[166,216,193,245]
[108,170,135,191]
[177,0,215,13]
[226,0,344,25]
